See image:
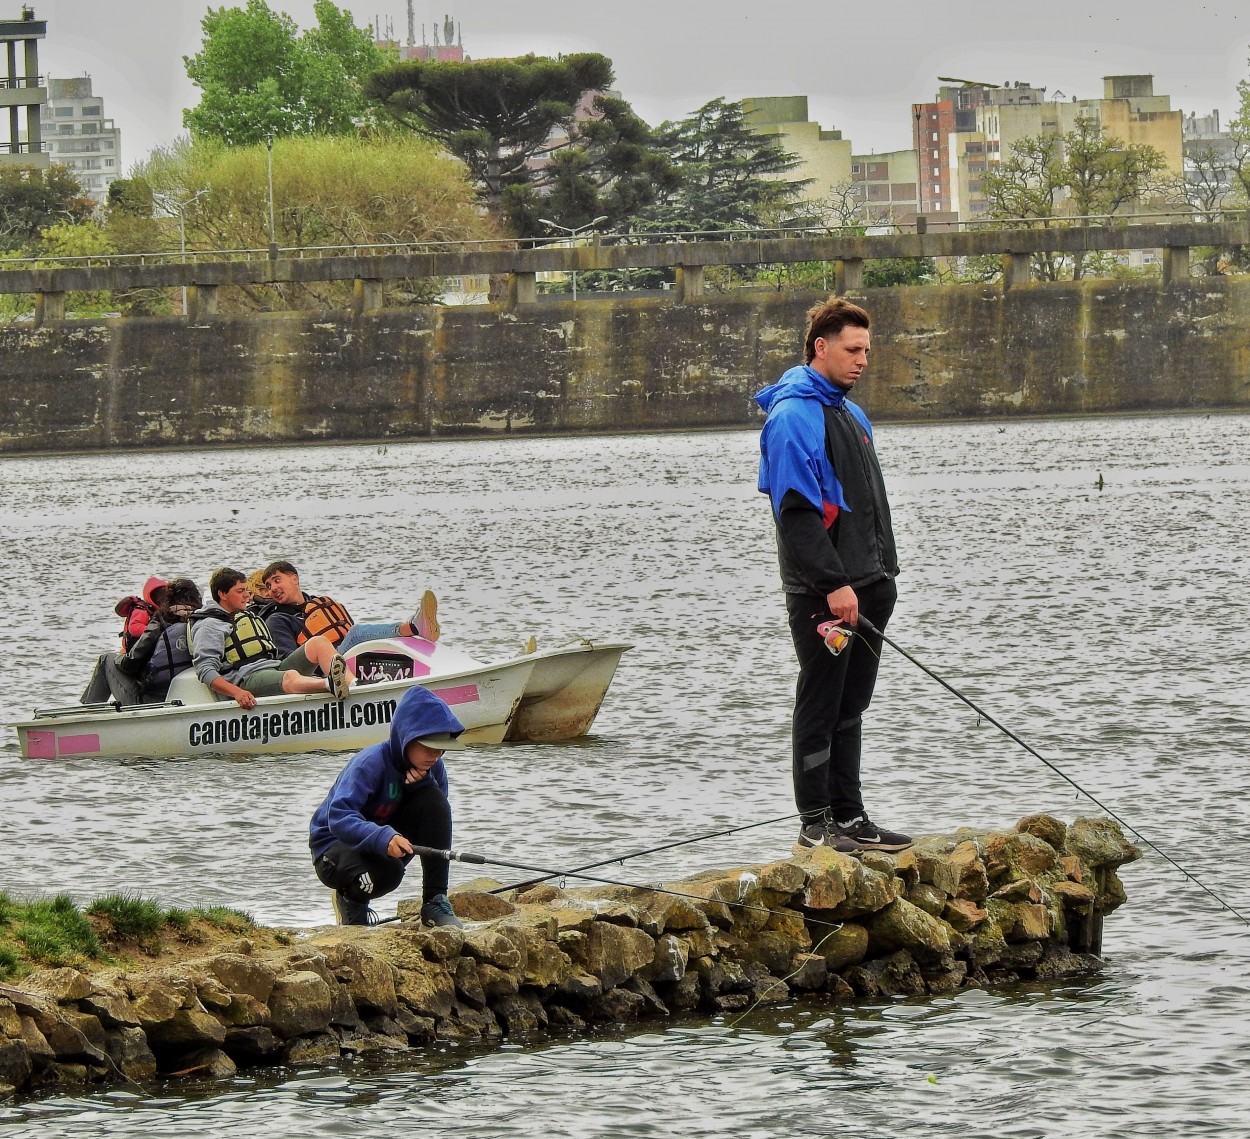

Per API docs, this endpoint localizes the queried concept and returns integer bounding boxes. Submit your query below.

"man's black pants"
[313,780,452,904]
[786,578,897,824]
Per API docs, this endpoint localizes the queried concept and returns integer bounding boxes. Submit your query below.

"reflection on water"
[1,413,1248,1137]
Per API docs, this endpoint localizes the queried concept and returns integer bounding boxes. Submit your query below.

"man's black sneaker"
[832,815,913,852]
[332,891,378,926]
[796,819,863,854]
[420,893,464,928]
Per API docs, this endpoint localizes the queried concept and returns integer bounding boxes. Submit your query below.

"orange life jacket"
[299,594,353,646]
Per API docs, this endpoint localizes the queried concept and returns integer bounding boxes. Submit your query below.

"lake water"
[1,413,1248,1138]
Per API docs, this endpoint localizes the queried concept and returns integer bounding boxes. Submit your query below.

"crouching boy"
[309,684,467,927]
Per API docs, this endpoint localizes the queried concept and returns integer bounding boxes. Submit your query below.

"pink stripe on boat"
[428,684,479,706]
[57,734,101,757]
[26,731,56,759]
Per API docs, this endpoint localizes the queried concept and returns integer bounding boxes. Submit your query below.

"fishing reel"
[816,619,854,657]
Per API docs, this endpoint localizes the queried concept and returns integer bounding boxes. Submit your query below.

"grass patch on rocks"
[0,891,262,980]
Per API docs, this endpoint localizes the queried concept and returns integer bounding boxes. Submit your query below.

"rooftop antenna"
[407,0,414,47]
[936,76,1002,88]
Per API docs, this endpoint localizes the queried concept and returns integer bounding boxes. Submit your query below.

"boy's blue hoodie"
[755,364,874,524]
[309,685,464,860]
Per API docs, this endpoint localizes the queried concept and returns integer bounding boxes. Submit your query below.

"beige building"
[1,8,47,169]
[742,96,853,205]
[945,75,1182,219]
[849,148,920,227]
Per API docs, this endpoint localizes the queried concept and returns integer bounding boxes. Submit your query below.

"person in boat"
[113,578,202,704]
[80,577,199,706]
[115,576,168,651]
[244,569,271,609]
[309,684,466,928]
[259,560,440,658]
[190,567,351,710]
[756,295,912,855]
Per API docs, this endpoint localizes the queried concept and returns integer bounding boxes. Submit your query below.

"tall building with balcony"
[39,76,121,201]
[1,7,47,168]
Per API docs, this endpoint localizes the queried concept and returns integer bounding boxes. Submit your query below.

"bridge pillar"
[676,264,704,302]
[187,284,219,320]
[1002,252,1032,290]
[1162,245,1190,285]
[508,271,537,307]
[34,291,65,326]
[353,277,385,313]
[835,258,863,292]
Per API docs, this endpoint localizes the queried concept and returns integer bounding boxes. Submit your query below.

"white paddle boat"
[14,636,630,760]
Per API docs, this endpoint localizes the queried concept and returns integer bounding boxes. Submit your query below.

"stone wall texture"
[2,278,1249,455]
[0,814,1139,1098]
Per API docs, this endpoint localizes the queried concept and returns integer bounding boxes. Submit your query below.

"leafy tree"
[0,164,94,253]
[133,133,490,311]
[643,99,809,233]
[505,94,680,236]
[104,179,170,314]
[366,53,615,225]
[981,116,1168,279]
[183,0,387,145]
[1061,116,1169,220]
[1176,141,1239,222]
[36,220,116,316]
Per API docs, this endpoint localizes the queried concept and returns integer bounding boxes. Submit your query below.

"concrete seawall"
[0,814,1139,1098]
[1,277,1249,455]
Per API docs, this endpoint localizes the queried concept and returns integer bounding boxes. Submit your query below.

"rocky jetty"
[0,815,1138,1098]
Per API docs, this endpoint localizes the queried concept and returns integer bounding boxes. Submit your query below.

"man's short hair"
[803,296,871,364]
[261,559,299,584]
[209,567,245,602]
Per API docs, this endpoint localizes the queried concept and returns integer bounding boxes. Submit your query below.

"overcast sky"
[27,0,1250,169]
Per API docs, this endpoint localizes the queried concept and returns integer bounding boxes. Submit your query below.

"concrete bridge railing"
[3,220,1248,324]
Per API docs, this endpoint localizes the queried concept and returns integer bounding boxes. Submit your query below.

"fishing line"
[486,813,802,895]
[858,615,1248,926]
[376,844,843,930]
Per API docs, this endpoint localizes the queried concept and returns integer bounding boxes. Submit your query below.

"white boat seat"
[165,670,223,706]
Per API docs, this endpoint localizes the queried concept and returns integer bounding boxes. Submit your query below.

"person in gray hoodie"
[191,567,350,710]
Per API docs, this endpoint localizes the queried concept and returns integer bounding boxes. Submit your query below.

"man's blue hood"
[755,364,848,415]
[756,365,872,522]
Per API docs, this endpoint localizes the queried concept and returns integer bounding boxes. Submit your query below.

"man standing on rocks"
[756,295,912,855]
[310,684,467,927]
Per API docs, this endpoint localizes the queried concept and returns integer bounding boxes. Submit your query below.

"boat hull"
[15,658,534,760]
[505,641,631,742]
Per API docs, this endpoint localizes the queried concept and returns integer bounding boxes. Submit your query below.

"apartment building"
[39,76,121,201]
[0,7,46,168]
[741,95,853,203]
[920,75,1183,220]
[848,148,920,227]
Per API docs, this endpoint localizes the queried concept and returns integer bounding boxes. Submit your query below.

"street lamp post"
[153,188,208,315]
[265,134,277,259]
[537,216,608,301]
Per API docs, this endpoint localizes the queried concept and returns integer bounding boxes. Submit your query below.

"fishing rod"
[857,615,1249,926]
[486,813,802,895]
[375,843,842,929]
